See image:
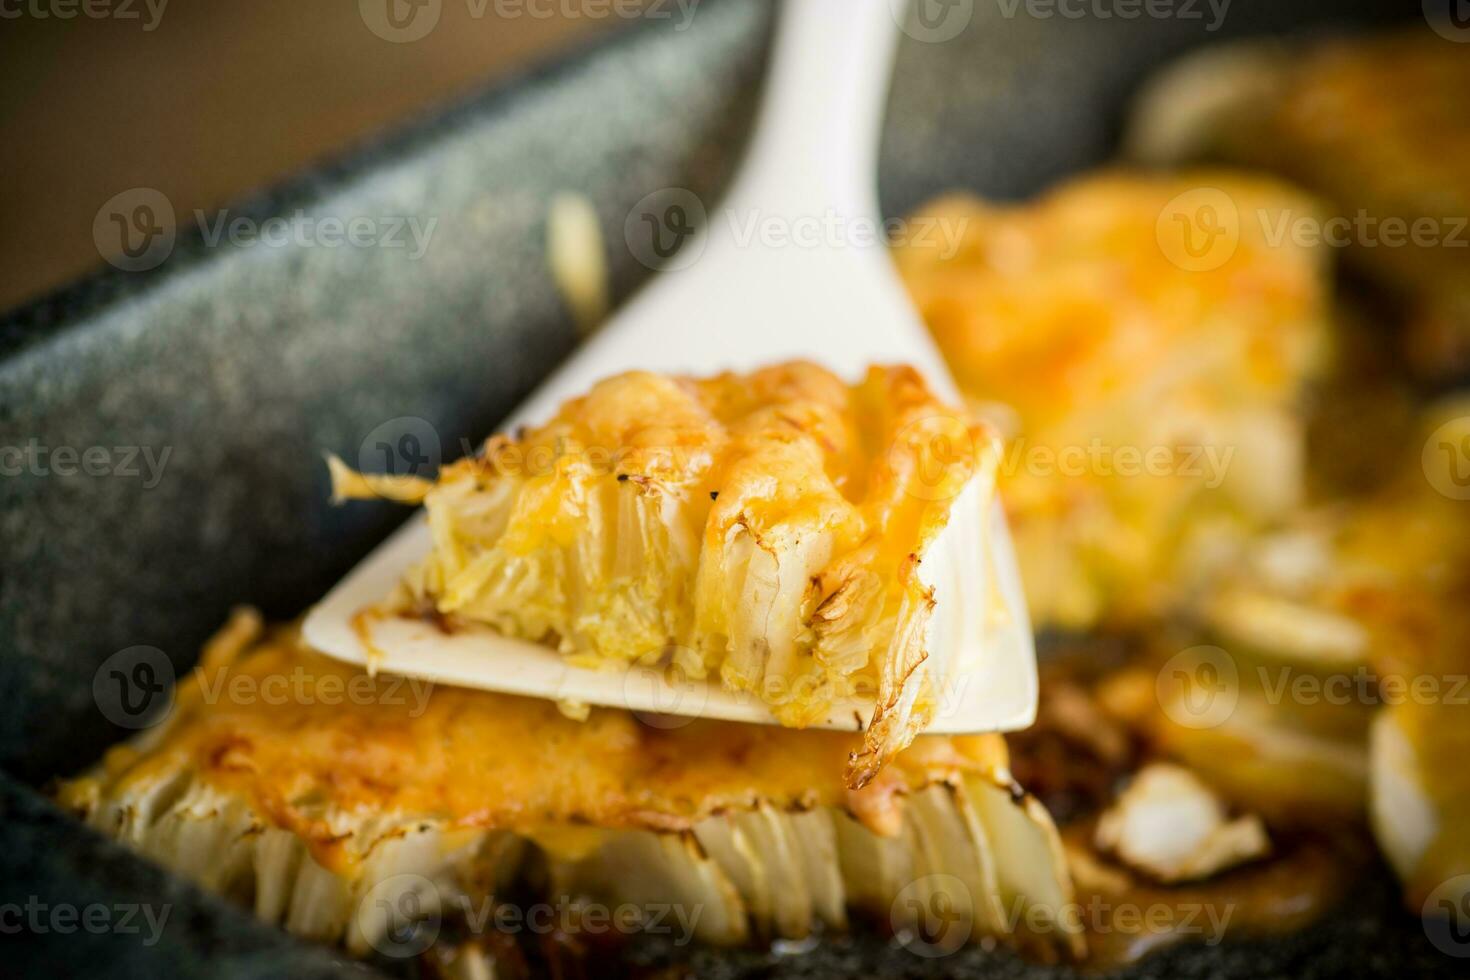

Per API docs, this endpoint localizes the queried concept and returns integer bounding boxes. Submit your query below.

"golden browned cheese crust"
[335,361,1000,788]
[81,619,1010,873]
[1136,33,1470,375]
[895,171,1331,628]
[1250,34,1470,374]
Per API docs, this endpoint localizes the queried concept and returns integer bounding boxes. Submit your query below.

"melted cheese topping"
[93,619,1009,872]
[1261,33,1470,357]
[335,361,1000,787]
[894,171,1331,627]
[1136,32,1470,373]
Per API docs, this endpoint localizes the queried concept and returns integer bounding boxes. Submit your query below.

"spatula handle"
[721,0,908,220]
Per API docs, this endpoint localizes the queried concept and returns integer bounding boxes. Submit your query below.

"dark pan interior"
[0,0,1451,976]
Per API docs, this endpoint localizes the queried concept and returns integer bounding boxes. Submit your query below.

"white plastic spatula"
[304,0,1038,733]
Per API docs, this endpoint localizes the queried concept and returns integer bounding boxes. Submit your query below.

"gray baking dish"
[1,0,1458,976]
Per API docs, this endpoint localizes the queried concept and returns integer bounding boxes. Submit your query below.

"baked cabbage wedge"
[58,612,1081,963]
[894,171,1332,630]
[1127,32,1470,379]
[1150,401,1470,903]
[1358,404,1470,911]
[328,361,1006,788]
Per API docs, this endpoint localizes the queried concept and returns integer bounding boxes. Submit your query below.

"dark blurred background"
[0,0,641,311]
